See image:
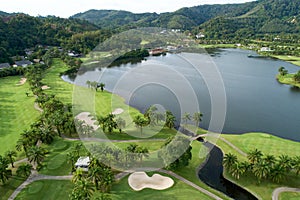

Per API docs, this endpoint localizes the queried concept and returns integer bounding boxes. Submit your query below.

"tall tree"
[0,155,12,184]
[182,112,191,126]
[27,146,46,167]
[133,115,148,136]
[16,164,32,178]
[116,117,126,133]
[223,153,238,170]
[192,112,203,127]
[5,150,17,168]
[165,110,176,129]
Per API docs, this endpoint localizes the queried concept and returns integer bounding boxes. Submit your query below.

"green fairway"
[279,192,300,200]
[39,138,83,176]
[107,173,215,200]
[0,176,26,200]
[272,55,300,66]
[15,180,73,200]
[0,76,39,155]
[217,133,300,200]
[221,132,300,157]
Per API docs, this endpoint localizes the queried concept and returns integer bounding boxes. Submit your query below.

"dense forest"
[0,14,112,63]
[0,0,300,63]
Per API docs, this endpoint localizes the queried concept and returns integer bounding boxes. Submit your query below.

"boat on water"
[247,54,268,58]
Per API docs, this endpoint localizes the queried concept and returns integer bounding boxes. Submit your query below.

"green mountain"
[72,0,300,36]
[0,13,101,63]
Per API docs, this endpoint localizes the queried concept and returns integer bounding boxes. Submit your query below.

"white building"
[75,157,90,171]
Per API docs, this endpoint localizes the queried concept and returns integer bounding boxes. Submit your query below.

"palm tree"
[247,149,263,165]
[263,154,276,167]
[0,155,12,184]
[133,115,148,136]
[182,112,191,126]
[230,162,245,180]
[98,82,105,92]
[16,164,32,178]
[72,168,84,183]
[165,111,176,129]
[292,156,300,175]
[27,146,46,167]
[192,112,203,127]
[278,155,292,172]
[5,150,17,168]
[86,80,91,88]
[252,160,270,182]
[105,114,118,133]
[116,117,126,133]
[145,105,158,126]
[136,146,149,163]
[223,153,238,170]
[270,164,285,183]
[71,178,95,199]
[67,151,79,172]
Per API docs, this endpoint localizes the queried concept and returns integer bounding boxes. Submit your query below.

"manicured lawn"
[272,55,300,66]
[221,132,300,157]
[277,73,300,88]
[0,76,39,155]
[0,176,26,200]
[106,172,215,200]
[279,192,300,200]
[217,133,300,200]
[15,180,73,200]
[39,138,83,176]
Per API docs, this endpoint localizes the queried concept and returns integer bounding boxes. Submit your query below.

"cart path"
[272,187,300,200]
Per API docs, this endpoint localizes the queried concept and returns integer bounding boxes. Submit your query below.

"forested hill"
[0,14,111,63]
[72,0,300,36]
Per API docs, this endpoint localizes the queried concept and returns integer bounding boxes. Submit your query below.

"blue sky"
[0,0,253,18]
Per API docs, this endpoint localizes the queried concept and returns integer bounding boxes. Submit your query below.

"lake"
[63,48,300,142]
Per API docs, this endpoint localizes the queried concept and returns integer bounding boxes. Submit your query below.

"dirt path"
[272,187,300,200]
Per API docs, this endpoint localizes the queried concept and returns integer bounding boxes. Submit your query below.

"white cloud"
[0,0,253,18]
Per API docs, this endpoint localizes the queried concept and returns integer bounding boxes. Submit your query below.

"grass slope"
[277,73,300,88]
[15,180,73,200]
[107,172,215,200]
[0,76,39,155]
[279,192,300,200]
[217,133,300,199]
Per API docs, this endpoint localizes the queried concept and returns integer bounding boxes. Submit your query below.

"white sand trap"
[16,78,27,85]
[41,85,50,90]
[112,108,124,115]
[128,172,174,191]
[76,112,99,131]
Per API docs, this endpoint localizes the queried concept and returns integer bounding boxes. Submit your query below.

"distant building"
[260,47,272,52]
[75,157,90,171]
[0,63,10,69]
[14,60,32,67]
[196,33,205,39]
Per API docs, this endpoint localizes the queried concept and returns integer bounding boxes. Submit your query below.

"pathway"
[272,187,300,200]
[194,134,247,157]
[8,171,72,200]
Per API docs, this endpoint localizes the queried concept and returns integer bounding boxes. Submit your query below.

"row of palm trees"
[223,149,300,183]
[87,143,150,168]
[86,80,105,92]
[182,112,203,127]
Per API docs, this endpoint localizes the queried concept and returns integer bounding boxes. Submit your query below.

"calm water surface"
[64,48,300,141]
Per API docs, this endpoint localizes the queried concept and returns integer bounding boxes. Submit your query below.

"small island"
[276,66,300,88]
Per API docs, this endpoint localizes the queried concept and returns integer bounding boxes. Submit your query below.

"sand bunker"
[41,85,50,90]
[16,78,27,85]
[75,112,99,131]
[128,172,174,191]
[112,108,124,115]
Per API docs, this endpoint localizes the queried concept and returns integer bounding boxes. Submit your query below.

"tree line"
[223,149,300,183]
